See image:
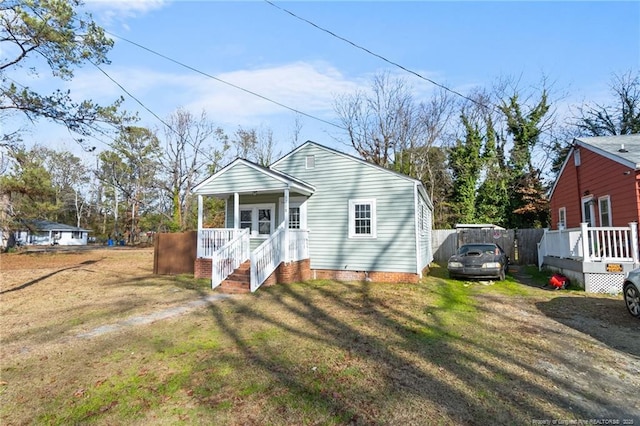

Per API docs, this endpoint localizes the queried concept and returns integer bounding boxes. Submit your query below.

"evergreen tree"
[448,115,484,225]
[499,92,550,228]
[475,118,509,226]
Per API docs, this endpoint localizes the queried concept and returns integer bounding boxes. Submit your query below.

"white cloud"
[83,0,168,27]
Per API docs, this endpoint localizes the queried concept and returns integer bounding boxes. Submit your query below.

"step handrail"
[250,223,285,292]
[211,228,250,288]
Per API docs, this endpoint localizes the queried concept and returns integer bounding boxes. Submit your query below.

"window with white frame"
[72,231,82,239]
[598,196,612,227]
[279,197,307,230]
[239,204,275,236]
[348,199,376,238]
[558,207,566,229]
[306,155,315,169]
[288,207,301,229]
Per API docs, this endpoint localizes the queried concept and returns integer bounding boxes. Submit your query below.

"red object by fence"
[549,274,569,289]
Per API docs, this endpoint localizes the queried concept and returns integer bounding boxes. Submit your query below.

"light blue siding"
[273,144,423,274]
[197,162,287,194]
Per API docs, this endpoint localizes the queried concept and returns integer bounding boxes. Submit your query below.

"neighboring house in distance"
[549,134,640,230]
[539,134,640,293]
[15,220,90,246]
[192,141,434,293]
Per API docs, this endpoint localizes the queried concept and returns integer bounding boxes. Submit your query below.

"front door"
[582,197,596,226]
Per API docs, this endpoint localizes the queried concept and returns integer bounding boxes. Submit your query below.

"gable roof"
[271,140,432,207]
[574,134,640,169]
[21,220,90,232]
[549,134,640,199]
[192,158,316,196]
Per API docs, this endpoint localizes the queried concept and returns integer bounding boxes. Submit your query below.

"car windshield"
[459,244,498,255]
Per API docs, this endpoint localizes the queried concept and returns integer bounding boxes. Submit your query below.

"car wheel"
[624,283,640,319]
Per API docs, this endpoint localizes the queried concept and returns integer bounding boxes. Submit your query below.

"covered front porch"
[193,159,315,292]
[537,222,639,293]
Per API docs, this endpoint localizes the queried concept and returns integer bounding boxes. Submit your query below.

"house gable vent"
[306,155,315,169]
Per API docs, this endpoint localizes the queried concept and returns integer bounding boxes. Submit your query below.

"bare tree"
[232,124,281,166]
[334,72,422,168]
[573,70,640,136]
[161,109,228,231]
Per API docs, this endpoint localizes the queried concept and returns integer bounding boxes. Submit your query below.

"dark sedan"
[447,243,509,281]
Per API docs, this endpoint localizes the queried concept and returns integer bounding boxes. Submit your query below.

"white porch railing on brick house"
[211,229,250,289]
[538,222,639,269]
[287,229,310,262]
[250,226,310,292]
[198,228,246,258]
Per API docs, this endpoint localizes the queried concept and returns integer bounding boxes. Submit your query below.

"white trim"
[574,137,639,169]
[239,203,276,236]
[348,198,377,239]
[558,206,566,230]
[279,196,308,229]
[414,183,421,276]
[305,155,315,169]
[598,195,612,227]
[581,196,596,227]
[549,136,640,200]
[192,158,315,195]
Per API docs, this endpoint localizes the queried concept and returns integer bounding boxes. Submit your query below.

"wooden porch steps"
[219,261,251,294]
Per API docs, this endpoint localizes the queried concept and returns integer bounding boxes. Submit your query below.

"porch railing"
[198,228,245,258]
[250,223,285,292]
[538,222,639,269]
[211,228,250,289]
[287,229,310,261]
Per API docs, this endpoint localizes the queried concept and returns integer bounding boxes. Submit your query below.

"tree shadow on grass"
[536,296,640,357]
[0,259,102,295]
[187,279,636,424]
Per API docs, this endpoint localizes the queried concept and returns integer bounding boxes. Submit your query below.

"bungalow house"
[192,141,433,293]
[15,220,90,246]
[539,134,640,292]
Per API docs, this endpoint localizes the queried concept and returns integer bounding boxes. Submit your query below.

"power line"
[104,30,345,131]
[263,0,495,113]
[90,59,224,167]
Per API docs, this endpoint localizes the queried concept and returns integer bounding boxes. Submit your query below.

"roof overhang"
[192,158,316,197]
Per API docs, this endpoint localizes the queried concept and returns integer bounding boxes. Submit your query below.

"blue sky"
[8,0,640,161]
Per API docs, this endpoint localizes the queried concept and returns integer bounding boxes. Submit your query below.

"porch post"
[197,195,203,257]
[580,222,591,262]
[284,187,290,263]
[630,222,639,266]
[234,192,240,229]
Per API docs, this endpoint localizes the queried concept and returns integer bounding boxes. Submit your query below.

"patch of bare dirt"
[0,247,212,363]
[475,291,640,420]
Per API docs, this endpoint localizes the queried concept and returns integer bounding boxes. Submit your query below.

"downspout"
[197,195,203,257]
[414,182,422,278]
[234,192,240,229]
[284,187,290,263]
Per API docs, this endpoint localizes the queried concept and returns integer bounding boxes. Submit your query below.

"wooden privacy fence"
[432,228,545,265]
[153,231,197,275]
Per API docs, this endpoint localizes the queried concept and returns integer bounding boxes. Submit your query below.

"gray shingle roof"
[22,220,90,232]
[575,134,640,169]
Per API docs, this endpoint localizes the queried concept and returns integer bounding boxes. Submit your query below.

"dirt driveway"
[1,247,639,423]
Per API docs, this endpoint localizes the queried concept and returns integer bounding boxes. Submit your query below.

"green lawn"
[1,263,630,425]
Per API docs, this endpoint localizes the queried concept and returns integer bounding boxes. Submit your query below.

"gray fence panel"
[515,228,545,266]
[431,228,543,266]
[432,230,457,262]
